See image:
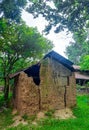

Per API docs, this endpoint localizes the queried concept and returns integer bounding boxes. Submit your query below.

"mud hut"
[10,51,76,116]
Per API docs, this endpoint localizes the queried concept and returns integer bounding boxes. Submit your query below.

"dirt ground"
[11,108,75,127]
[54,108,75,119]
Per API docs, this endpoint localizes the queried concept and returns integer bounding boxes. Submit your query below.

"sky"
[22,10,73,57]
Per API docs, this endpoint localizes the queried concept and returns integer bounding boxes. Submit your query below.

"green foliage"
[45,109,55,117]
[22,114,36,123]
[86,82,89,87]
[80,55,89,70]
[22,114,28,121]
[0,18,53,75]
[6,124,32,130]
[73,95,89,118]
[0,92,12,108]
[27,0,89,34]
[0,93,5,107]
[27,115,37,122]
[0,18,53,73]
[0,18,53,100]
[0,108,14,130]
[76,84,82,90]
[65,29,89,64]
[0,0,27,22]
[1,0,89,35]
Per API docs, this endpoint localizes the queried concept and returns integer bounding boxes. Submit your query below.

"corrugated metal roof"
[44,51,74,71]
[73,65,80,70]
[9,63,40,79]
[9,51,74,78]
[75,72,89,80]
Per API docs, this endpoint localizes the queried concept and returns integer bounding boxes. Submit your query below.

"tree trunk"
[4,76,9,105]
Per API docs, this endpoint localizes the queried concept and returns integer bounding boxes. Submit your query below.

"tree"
[0,0,27,22]
[0,18,53,101]
[65,29,89,64]
[80,55,89,70]
[27,0,89,34]
[1,0,89,34]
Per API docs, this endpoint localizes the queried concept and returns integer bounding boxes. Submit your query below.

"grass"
[0,94,89,130]
[0,92,13,108]
[0,108,14,130]
[45,109,55,117]
[0,92,5,107]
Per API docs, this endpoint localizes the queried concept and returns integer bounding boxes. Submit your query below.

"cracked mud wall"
[13,57,76,115]
[40,58,65,110]
[13,72,39,116]
[66,73,76,107]
[40,57,76,110]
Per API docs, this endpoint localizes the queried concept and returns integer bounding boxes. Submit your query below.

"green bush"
[45,109,55,117]
[0,92,13,108]
[0,93,5,107]
[22,114,28,121]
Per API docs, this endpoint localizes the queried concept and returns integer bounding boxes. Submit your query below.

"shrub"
[45,109,55,117]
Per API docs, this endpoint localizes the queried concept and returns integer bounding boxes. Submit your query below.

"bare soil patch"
[54,108,75,119]
[11,108,75,127]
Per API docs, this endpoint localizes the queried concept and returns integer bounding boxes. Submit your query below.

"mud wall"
[13,72,39,116]
[66,73,76,107]
[40,57,76,110]
[13,57,76,115]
